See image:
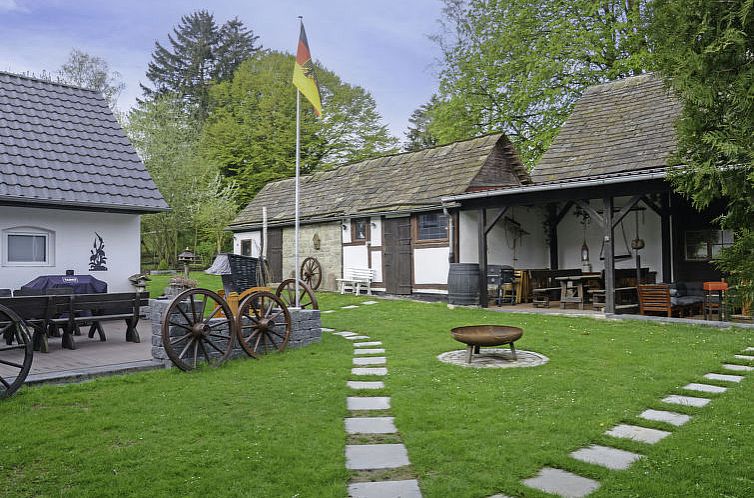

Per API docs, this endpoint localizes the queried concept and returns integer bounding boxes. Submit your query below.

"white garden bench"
[337,267,375,295]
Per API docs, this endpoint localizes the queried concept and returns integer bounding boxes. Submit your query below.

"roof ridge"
[0,70,102,94]
[583,72,659,95]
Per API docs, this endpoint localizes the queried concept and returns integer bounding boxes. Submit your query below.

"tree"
[58,49,125,109]
[430,0,651,166]
[404,95,440,151]
[201,51,398,205]
[141,10,260,121]
[651,0,754,306]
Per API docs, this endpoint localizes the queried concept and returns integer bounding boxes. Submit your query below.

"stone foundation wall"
[282,222,341,291]
[150,298,321,367]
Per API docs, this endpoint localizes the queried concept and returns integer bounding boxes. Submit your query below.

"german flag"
[292,23,322,116]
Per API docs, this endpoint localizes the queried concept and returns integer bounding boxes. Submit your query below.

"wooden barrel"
[447,263,480,305]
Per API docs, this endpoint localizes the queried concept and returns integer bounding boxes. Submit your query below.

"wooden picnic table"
[554,273,602,310]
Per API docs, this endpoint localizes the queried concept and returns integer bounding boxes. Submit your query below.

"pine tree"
[404,96,439,151]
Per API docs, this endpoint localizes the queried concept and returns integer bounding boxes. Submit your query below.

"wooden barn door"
[266,228,283,282]
[383,217,412,295]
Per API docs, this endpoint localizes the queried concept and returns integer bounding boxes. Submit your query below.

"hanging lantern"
[581,240,590,262]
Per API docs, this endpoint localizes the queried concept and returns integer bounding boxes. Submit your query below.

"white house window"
[240,239,252,256]
[3,227,54,266]
[684,229,733,261]
[417,213,449,241]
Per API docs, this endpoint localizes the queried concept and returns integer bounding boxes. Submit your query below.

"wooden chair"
[638,284,685,317]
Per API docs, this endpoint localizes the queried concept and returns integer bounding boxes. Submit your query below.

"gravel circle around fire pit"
[437,349,549,368]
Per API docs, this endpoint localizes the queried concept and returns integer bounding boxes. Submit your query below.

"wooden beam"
[612,195,643,229]
[603,196,615,314]
[641,195,664,217]
[553,201,574,227]
[660,192,672,283]
[575,199,604,228]
[547,204,559,269]
[478,208,488,308]
[484,206,509,235]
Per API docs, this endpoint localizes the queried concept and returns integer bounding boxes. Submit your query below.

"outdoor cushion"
[670,282,687,297]
[671,296,703,307]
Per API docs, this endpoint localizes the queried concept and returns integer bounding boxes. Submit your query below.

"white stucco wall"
[0,206,141,292]
[233,230,262,257]
[343,244,369,269]
[413,246,450,285]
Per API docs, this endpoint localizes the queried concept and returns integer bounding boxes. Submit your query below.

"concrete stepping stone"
[661,395,711,407]
[523,467,600,498]
[334,331,358,337]
[353,356,387,366]
[570,444,643,470]
[722,363,754,372]
[346,335,371,341]
[605,424,671,444]
[348,479,421,498]
[487,495,514,498]
[355,341,383,347]
[345,416,397,434]
[342,305,360,309]
[321,327,335,332]
[352,367,388,376]
[734,354,754,361]
[348,381,385,390]
[703,372,744,383]
[346,444,410,470]
[354,348,386,355]
[322,310,335,314]
[347,396,391,410]
[639,409,691,427]
[361,301,378,305]
[683,383,727,394]
[745,347,754,352]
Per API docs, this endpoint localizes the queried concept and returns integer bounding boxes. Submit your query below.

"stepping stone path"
[342,305,360,309]
[362,301,378,305]
[327,303,423,497]
[519,344,752,497]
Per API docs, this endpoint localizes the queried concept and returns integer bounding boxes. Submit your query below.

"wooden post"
[603,196,615,314]
[547,203,559,269]
[660,192,672,283]
[478,208,488,308]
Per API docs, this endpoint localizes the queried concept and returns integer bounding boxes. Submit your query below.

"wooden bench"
[589,287,639,313]
[337,267,375,295]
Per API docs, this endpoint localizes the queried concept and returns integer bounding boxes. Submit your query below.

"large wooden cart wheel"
[276,279,318,310]
[0,304,33,399]
[300,257,323,290]
[235,291,291,358]
[161,289,235,371]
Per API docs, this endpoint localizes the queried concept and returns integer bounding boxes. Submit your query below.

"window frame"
[684,229,733,262]
[2,227,55,267]
[412,212,449,246]
[240,239,252,257]
[350,218,370,244]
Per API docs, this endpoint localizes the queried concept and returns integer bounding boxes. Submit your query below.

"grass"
[1,292,752,497]
[146,272,223,297]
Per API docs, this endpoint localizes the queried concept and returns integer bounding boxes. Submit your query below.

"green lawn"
[146,272,223,297]
[1,293,752,497]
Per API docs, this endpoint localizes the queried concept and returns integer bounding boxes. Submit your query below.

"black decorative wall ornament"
[89,232,108,271]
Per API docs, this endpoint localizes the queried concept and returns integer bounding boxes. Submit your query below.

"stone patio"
[436,348,549,369]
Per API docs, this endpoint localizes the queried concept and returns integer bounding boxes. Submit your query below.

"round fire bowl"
[450,325,523,363]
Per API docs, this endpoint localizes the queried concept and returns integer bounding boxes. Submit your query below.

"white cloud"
[0,0,28,13]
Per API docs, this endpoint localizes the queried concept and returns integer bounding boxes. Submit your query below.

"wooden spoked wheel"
[276,279,318,310]
[0,304,33,399]
[235,291,291,358]
[161,289,235,371]
[300,257,323,290]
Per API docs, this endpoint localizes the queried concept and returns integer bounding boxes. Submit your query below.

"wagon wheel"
[235,291,291,358]
[0,304,33,399]
[161,289,235,372]
[276,278,318,310]
[300,257,322,290]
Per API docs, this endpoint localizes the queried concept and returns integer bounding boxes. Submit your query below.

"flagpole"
[294,85,301,308]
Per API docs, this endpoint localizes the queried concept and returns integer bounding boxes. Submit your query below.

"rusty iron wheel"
[161,288,235,372]
[0,304,33,399]
[235,291,291,358]
[300,257,322,290]
[275,278,318,310]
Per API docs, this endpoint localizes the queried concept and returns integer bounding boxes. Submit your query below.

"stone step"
[321,327,335,332]
[523,467,600,498]
[354,348,386,355]
[722,363,754,372]
[346,444,410,470]
[570,444,643,470]
[322,310,335,314]
[352,367,388,376]
[734,354,754,361]
[362,301,378,305]
[342,305,360,309]
[346,335,372,341]
[347,396,391,410]
[353,357,387,366]
[682,383,727,394]
[639,409,691,427]
[354,341,383,347]
[661,395,711,407]
[745,346,754,352]
[605,424,671,444]
[703,373,744,383]
[334,331,358,337]
[348,479,421,498]
[348,381,385,390]
[345,417,397,434]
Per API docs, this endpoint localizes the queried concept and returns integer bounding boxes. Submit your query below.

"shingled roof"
[530,73,681,183]
[230,133,528,229]
[0,72,168,212]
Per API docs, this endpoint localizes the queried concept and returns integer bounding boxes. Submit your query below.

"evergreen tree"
[404,95,440,151]
[141,10,259,121]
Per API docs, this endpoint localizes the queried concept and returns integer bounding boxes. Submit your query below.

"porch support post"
[547,204,559,269]
[660,192,672,283]
[603,196,615,314]
[478,208,488,308]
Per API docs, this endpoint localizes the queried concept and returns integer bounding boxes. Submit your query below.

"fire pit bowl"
[450,325,523,363]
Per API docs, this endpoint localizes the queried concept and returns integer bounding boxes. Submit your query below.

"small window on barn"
[417,213,449,241]
[240,239,252,256]
[3,227,54,266]
[684,229,733,261]
[352,219,368,242]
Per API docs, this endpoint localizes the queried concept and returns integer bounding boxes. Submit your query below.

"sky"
[0,0,445,140]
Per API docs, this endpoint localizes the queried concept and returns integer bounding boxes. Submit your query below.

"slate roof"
[530,73,681,183]
[0,72,168,212]
[230,133,528,229]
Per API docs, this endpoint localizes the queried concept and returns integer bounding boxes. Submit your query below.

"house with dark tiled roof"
[229,133,528,293]
[0,72,167,292]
